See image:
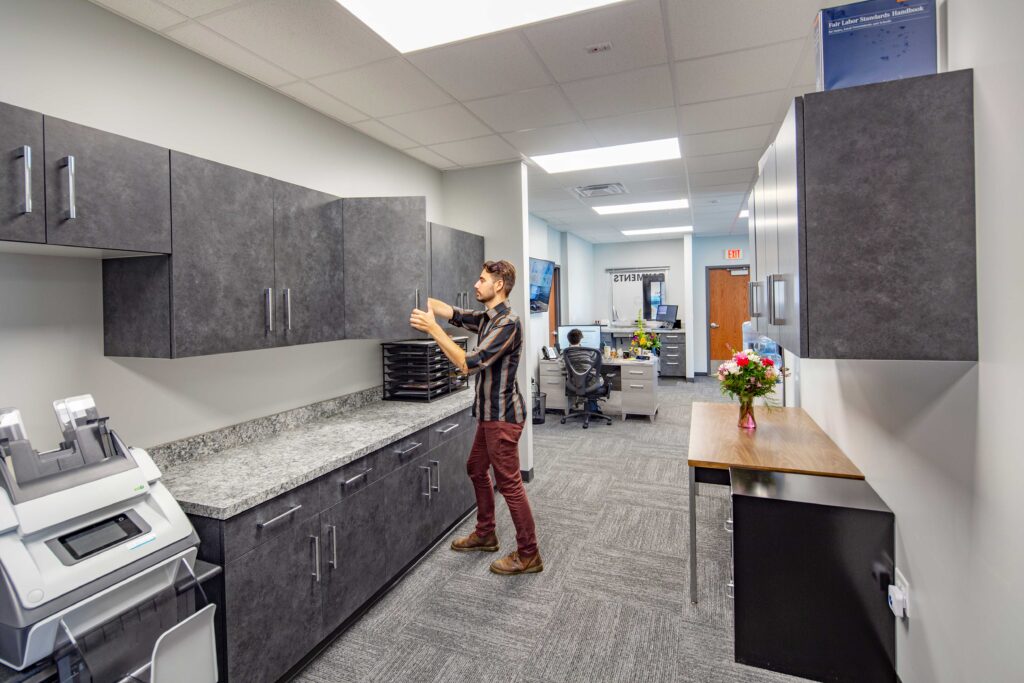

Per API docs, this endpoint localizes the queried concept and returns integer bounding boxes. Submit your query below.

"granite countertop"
[160,392,474,520]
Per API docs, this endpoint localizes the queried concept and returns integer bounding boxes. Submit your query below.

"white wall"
[691,235,750,374]
[562,232,595,325]
[442,164,533,472]
[0,0,469,452]
[797,2,1024,680]
[591,239,688,323]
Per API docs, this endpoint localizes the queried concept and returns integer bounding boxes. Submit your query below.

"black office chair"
[560,346,612,429]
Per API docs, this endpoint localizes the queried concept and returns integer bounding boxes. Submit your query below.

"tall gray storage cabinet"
[342,196,429,340]
[748,70,977,360]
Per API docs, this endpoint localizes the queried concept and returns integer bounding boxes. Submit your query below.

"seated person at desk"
[566,328,604,414]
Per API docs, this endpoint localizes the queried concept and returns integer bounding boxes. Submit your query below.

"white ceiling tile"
[90,0,187,30]
[404,147,458,169]
[690,181,752,194]
[667,0,828,61]
[278,81,368,123]
[686,149,762,174]
[350,120,420,150]
[429,136,521,167]
[200,0,396,79]
[523,0,668,82]
[504,122,598,156]
[562,65,674,119]
[159,0,249,18]
[622,175,688,195]
[465,86,577,133]
[682,124,773,157]
[584,107,678,146]
[690,168,756,188]
[310,58,453,118]
[407,32,551,101]
[166,22,297,86]
[380,104,492,146]
[675,39,806,104]
[530,197,584,212]
[678,90,788,136]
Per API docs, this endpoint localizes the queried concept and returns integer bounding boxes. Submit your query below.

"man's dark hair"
[567,328,583,345]
[483,260,516,295]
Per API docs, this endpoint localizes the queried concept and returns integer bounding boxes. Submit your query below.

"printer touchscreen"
[58,513,142,561]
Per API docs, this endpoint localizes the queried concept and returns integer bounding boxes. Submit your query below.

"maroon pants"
[467,420,538,557]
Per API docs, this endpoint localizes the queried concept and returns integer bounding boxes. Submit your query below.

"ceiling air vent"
[573,183,627,198]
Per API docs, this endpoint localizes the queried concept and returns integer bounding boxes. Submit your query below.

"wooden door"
[708,267,750,363]
[548,266,560,346]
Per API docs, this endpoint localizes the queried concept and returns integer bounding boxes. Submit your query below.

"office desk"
[539,356,660,421]
[687,402,863,603]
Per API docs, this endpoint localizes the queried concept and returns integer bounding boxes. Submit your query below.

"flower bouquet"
[716,349,788,429]
[630,311,660,359]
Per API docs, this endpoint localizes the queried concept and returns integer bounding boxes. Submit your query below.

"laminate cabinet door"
[0,102,45,243]
[430,222,485,321]
[224,514,321,683]
[343,196,428,340]
[773,99,805,356]
[383,450,436,578]
[273,180,345,345]
[170,152,275,357]
[757,144,781,343]
[43,116,170,252]
[320,480,388,635]
[436,427,477,529]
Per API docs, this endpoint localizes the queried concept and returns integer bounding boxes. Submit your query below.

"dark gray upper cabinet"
[0,102,45,243]
[748,70,976,361]
[343,196,429,340]
[273,181,345,346]
[43,116,170,253]
[171,152,276,357]
[429,222,485,314]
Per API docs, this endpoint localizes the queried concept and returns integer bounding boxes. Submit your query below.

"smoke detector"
[573,183,627,198]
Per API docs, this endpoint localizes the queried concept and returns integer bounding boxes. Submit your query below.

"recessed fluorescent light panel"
[739,209,749,218]
[621,226,693,236]
[340,0,627,53]
[532,138,680,174]
[593,198,689,215]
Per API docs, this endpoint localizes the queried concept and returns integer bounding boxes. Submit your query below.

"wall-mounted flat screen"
[529,258,555,313]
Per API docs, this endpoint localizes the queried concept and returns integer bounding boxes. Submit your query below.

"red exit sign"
[725,248,743,260]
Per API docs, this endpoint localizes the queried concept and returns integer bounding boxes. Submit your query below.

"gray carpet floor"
[295,378,808,683]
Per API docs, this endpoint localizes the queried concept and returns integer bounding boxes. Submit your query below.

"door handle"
[394,442,422,457]
[257,504,302,529]
[327,525,338,569]
[766,275,775,325]
[710,322,720,329]
[429,459,440,492]
[15,146,32,214]
[283,288,292,332]
[420,465,432,499]
[60,156,76,220]
[342,468,373,488]
[435,423,459,434]
[265,288,274,333]
[311,535,321,583]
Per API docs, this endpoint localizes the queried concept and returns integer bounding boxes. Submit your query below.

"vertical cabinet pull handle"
[415,287,421,310]
[766,275,776,325]
[748,281,756,318]
[429,460,440,492]
[420,465,432,498]
[265,288,274,333]
[310,535,321,582]
[327,525,338,569]
[60,156,76,220]
[15,146,32,214]
[283,288,292,332]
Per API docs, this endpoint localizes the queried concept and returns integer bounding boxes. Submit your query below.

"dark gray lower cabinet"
[223,514,322,683]
[0,102,45,243]
[43,116,171,253]
[189,408,476,681]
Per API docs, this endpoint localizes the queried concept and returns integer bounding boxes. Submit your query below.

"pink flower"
[762,358,774,367]
[736,356,750,367]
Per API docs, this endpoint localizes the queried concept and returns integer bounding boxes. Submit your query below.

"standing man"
[409,260,542,575]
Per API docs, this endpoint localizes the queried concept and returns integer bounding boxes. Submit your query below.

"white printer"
[0,396,216,682]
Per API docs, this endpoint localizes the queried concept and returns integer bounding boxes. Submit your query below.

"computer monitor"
[557,325,602,351]
[656,304,678,322]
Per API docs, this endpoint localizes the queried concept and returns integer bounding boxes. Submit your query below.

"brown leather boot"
[450,531,499,552]
[489,550,543,575]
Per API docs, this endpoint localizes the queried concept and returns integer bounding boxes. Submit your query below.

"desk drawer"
[621,365,655,381]
[662,344,682,353]
[622,379,653,394]
[661,334,684,345]
[538,363,564,377]
[539,376,567,395]
[428,408,474,450]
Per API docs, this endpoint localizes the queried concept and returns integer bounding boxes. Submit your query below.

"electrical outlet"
[895,567,910,618]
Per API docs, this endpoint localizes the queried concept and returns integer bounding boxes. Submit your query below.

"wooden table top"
[687,402,864,479]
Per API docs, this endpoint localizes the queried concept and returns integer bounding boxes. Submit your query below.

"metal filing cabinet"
[659,332,686,377]
[538,359,567,414]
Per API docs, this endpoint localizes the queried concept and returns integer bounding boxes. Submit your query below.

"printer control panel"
[45,509,151,566]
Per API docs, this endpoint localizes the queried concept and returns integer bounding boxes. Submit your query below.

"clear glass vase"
[738,397,757,430]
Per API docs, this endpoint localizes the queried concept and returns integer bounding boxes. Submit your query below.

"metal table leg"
[689,464,698,603]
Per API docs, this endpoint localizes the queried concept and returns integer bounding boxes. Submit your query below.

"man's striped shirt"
[449,300,526,424]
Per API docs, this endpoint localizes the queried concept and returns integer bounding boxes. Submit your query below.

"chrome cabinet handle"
[726,581,734,599]
[311,535,321,583]
[436,423,459,435]
[415,288,420,310]
[766,275,776,325]
[629,370,644,375]
[328,525,338,569]
[748,281,757,318]
[60,156,76,220]
[15,146,32,214]
[666,362,679,365]
[257,503,302,529]
[420,465,432,498]
[265,288,274,333]
[429,460,440,492]
[724,518,733,533]
[395,442,422,456]
[343,468,373,487]
[283,288,292,331]
[629,384,644,389]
